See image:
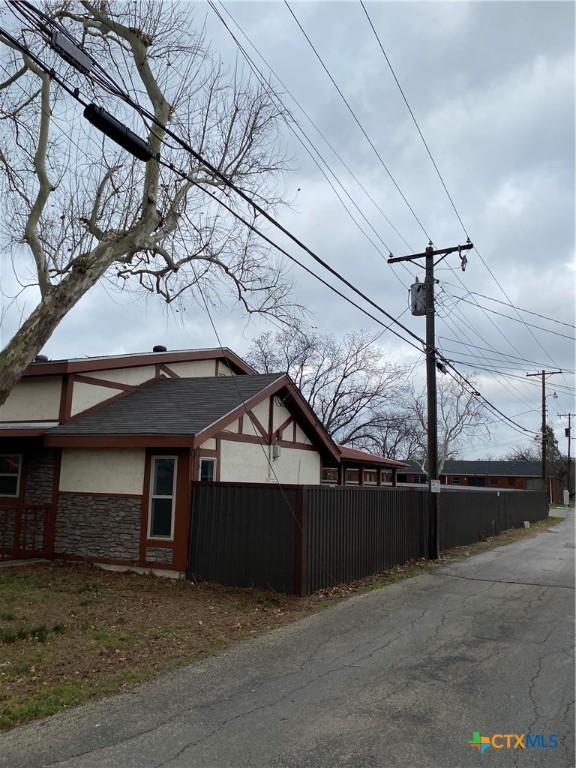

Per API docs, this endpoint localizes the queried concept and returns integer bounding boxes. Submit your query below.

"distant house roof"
[45,373,341,461]
[400,459,541,477]
[22,347,255,377]
[338,445,408,469]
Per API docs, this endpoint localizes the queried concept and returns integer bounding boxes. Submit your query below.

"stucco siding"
[199,438,216,450]
[295,424,311,444]
[70,381,120,416]
[251,399,269,428]
[87,367,156,385]
[167,360,219,378]
[220,440,320,484]
[273,400,291,431]
[59,448,145,495]
[0,376,62,422]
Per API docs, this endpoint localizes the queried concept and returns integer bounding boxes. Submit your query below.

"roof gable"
[23,348,255,377]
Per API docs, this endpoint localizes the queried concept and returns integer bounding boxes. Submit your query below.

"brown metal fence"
[188,483,547,595]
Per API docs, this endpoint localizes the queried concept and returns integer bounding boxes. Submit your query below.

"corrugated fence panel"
[188,484,547,595]
[302,487,429,595]
[188,483,298,593]
[439,488,547,550]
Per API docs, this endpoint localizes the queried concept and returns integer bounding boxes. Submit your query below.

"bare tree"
[0,1,294,407]
[248,325,408,446]
[410,376,490,473]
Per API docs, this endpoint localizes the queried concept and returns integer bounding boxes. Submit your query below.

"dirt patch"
[0,515,562,730]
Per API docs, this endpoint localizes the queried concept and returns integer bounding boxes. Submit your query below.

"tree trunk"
[0,264,108,408]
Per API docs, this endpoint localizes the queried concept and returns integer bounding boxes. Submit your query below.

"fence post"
[293,486,306,596]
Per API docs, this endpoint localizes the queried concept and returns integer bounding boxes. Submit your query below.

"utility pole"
[526,370,562,499]
[558,413,575,497]
[388,239,473,559]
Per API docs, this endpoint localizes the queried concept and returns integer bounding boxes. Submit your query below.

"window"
[451,476,461,485]
[0,455,21,497]
[199,458,216,482]
[363,470,378,486]
[380,471,392,485]
[321,467,338,484]
[345,468,359,485]
[148,456,177,539]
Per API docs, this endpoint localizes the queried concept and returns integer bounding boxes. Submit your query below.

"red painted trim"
[159,364,179,379]
[215,432,265,446]
[277,440,316,451]
[247,410,268,440]
[0,429,51,437]
[59,374,72,422]
[46,435,195,448]
[268,397,274,446]
[23,349,256,378]
[274,415,294,440]
[73,374,135,392]
[58,490,143,498]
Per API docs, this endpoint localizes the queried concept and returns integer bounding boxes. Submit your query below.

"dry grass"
[0,515,563,730]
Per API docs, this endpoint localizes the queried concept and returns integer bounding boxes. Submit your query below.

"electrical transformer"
[410,278,427,316]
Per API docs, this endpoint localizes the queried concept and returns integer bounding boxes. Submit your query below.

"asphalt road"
[1,510,574,768]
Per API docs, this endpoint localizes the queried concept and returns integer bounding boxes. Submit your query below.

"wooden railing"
[0,505,53,561]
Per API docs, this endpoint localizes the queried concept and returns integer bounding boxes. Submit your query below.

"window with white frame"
[199,457,216,482]
[0,455,22,497]
[148,456,177,539]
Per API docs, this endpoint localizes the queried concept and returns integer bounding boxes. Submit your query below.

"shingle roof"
[337,445,407,468]
[401,459,541,477]
[49,374,284,437]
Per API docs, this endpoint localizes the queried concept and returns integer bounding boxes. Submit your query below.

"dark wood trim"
[159,364,179,379]
[215,432,266,446]
[23,349,256,378]
[139,452,152,566]
[215,360,219,376]
[247,410,268,440]
[59,374,72,423]
[58,490,143,499]
[46,435,195,448]
[73,374,135,392]
[292,421,297,443]
[238,415,243,433]
[274,415,294,440]
[268,397,274,446]
[172,448,191,572]
[277,440,317,452]
[0,429,52,437]
[197,448,217,457]
[0,419,60,424]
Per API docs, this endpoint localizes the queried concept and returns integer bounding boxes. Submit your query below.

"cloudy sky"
[1,1,574,458]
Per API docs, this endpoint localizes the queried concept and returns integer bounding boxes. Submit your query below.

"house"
[397,459,560,501]
[0,347,401,575]
[322,446,406,486]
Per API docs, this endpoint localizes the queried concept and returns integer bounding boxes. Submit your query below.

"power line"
[213,0,415,255]
[442,286,576,330]
[284,0,432,242]
[359,0,572,386]
[442,292,576,342]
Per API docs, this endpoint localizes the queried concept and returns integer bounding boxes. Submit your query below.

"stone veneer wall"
[55,493,142,562]
[25,448,58,505]
[145,547,174,566]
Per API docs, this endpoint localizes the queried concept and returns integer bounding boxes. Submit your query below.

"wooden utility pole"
[388,239,473,559]
[558,413,574,497]
[526,370,562,498]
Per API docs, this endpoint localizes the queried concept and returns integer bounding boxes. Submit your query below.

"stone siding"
[55,493,142,562]
[25,448,58,505]
[145,547,174,566]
